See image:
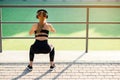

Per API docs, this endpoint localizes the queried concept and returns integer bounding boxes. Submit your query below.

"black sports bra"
[34,23,49,37]
[35,29,49,37]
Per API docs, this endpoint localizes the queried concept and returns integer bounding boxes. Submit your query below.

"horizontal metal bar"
[0,5,120,8]
[89,22,120,24]
[89,37,120,39]
[1,22,86,24]
[1,22,120,24]
[2,37,120,39]
[2,37,86,39]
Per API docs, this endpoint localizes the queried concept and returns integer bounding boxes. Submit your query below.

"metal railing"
[0,5,120,53]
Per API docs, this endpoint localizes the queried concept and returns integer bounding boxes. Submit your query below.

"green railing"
[0,5,120,53]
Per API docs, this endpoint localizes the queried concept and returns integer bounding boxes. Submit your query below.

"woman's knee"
[50,47,55,55]
[30,45,34,54]
[49,44,54,51]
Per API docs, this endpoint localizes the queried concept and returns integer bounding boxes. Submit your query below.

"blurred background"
[0,0,120,51]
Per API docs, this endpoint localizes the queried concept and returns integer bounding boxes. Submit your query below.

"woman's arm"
[29,24,37,35]
[49,24,56,33]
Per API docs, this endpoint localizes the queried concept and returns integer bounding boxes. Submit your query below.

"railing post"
[85,8,89,53]
[0,8,2,53]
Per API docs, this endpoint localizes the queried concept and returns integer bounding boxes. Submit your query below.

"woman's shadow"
[34,69,52,80]
[12,67,32,80]
[12,67,52,80]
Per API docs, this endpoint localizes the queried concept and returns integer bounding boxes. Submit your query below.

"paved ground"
[0,50,120,80]
[1,63,120,80]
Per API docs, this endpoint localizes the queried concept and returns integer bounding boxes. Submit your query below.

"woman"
[27,9,56,71]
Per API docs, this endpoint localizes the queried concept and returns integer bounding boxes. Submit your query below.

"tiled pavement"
[0,63,120,80]
[0,51,120,80]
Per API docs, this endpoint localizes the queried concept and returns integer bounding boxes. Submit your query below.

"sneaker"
[27,65,33,71]
[50,64,55,71]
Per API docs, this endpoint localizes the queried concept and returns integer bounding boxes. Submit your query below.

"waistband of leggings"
[35,39,48,43]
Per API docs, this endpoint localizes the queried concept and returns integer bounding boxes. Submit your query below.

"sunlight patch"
[12,32,29,37]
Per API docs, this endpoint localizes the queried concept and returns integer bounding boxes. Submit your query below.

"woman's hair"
[36,9,48,19]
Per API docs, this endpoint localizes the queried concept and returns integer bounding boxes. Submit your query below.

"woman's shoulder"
[46,23,52,26]
[31,23,38,31]
[32,23,38,27]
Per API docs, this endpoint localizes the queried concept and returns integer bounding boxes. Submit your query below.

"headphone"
[36,9,48,19]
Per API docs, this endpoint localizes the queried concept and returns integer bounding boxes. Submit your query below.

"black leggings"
[29,40,55,62]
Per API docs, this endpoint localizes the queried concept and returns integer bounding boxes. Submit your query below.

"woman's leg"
[29,46,34,67]
[49,47,55,66]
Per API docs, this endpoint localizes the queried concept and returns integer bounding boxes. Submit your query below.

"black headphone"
[36,9,48,19]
